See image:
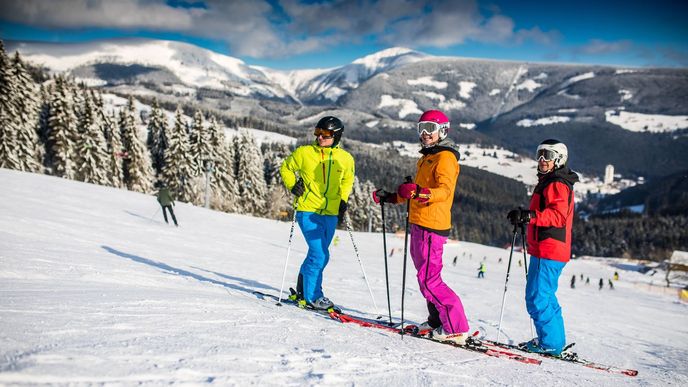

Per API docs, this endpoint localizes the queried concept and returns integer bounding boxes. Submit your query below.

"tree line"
[3,40,684,259]
[0,42,382,228]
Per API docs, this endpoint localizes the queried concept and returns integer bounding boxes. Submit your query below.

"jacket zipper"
[320,148,333,214]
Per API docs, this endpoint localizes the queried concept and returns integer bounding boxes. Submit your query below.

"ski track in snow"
[1,168,687,385]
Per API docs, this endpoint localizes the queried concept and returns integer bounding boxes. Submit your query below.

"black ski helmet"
[315,116,344,147]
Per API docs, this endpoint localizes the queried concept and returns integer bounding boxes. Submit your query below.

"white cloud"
[0,0,561,59]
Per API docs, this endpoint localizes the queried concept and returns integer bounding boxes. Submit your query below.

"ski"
[252,290,342,315]
[478,338,638,377]
[329,311,541,366]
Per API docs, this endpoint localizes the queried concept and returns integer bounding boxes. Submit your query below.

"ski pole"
[519,222,535,339]
[381,202,393,326]
[497,223,519,342]
[149,207,160,223]
[400,176,412,335]
[344,214,382,319]
[277,199,298,305]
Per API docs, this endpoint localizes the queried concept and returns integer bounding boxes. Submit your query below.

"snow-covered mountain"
[10,38,298,100]
[2,168,686,384]
[7,38,688,178]
[8,39,425,105]
[268,47,427,104]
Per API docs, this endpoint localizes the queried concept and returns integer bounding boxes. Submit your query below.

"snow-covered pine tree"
[0,40,21,170]
[360,179,383,231]
[161,106,195,202]
[46,76,78,179]
[234,130,268,216]
[119,96,153,193]
[36,83,51,168]
[262,142,292,219]
[188,110,207,176]
[346,176,365,229]
[75,88,110,184]
[94,91,124,188]
[344,177,384,232]
[146,99,168,178]
[207,116,239,212]
[10,51,42,172]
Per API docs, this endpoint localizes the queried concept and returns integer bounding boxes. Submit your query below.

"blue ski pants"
[296,211,338,303]
[525,256,566,352]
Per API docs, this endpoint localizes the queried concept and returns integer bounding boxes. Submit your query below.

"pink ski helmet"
[417,110,450,140]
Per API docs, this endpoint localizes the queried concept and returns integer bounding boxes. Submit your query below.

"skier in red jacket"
[508,139,579,356]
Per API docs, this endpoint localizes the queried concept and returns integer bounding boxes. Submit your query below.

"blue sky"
[0,0,686,70]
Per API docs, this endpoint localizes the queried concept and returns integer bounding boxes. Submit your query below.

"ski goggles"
[314,127,335,139]
[417,121,448,136]
[536,148,558,162]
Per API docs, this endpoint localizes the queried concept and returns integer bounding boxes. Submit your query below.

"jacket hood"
[537,165,580,186]
[419,137,461,161]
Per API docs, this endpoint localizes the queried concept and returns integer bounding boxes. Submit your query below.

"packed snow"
[516,116,571,127]
[1,169,687,385]
[407,76,448,89]
[605,110,688,133]
[378,95,423,119]
[515,79,542,92]
[457,81,477,99]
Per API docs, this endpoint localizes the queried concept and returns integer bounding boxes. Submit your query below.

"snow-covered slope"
[10,38,292,99]
[264,47,427,104]
[1,168,686,385]
[10,39,425,105]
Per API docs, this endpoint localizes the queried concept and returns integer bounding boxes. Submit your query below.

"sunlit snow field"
[1,168,686,385]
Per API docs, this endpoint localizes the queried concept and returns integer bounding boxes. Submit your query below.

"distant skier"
[477,262,486,278]
[373,109,469,344]
[280,116,355,310]
[452,256,458,266]
[586,277,590,285]
[156,184,178,227]
[613,271,619,281]
[599,278,604,290]
[570,275,576,289]
[608,279,615,290]
[507,139,578,356]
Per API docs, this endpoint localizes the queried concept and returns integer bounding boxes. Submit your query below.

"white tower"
[604,164,614,185]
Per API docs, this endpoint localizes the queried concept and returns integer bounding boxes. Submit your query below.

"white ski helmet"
[536,139,568,169]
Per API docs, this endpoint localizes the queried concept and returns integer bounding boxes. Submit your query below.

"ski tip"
[275,302,282,307]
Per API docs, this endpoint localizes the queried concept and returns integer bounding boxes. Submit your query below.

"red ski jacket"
[526,167,579,263]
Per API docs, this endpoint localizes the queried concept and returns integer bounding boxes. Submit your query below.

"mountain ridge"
[7,37,688,178]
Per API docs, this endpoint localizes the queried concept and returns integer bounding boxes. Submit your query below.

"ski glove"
[338,200,348,224]
[291,178,305,197]
[397,182,431,203]
[372,189,395,205]
[507,208,535,225]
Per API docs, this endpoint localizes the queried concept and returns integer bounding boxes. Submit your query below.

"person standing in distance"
[507,139,579,356]
[157,183,178,227]
[280,116,355,310]
[373,110,470,344]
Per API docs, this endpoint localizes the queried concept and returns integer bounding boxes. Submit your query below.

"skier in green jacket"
[157,184,178,226]
[280,116,355,310]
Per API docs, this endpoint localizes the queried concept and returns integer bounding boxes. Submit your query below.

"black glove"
[372,189,395,204]
[507,208,535,225]
[338,200,348,223]
[291,178,305,197]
